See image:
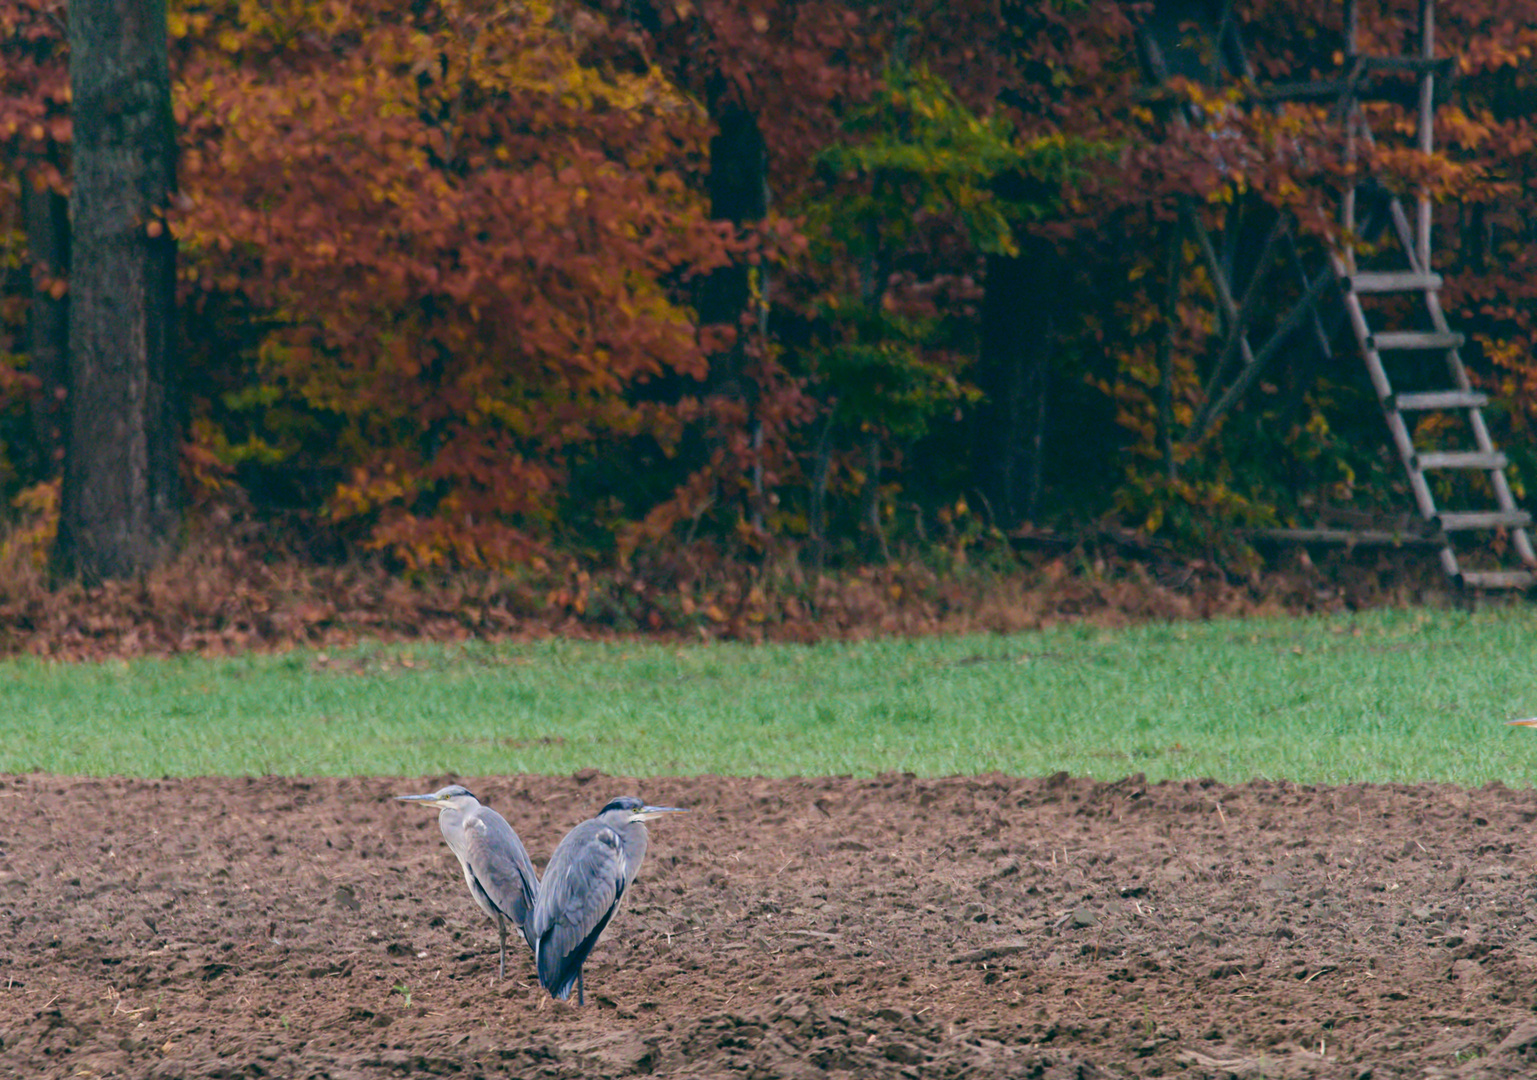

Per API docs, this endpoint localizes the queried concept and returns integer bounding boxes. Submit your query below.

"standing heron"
[530,795,688,1004]
[395,784,539,980]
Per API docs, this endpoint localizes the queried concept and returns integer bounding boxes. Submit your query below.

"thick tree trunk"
[56,0,180,581]
[22,172,69,478]
[975,238,1061,530]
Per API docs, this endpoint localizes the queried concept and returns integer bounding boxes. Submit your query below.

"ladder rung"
[1458,570,1537,590]
[1368,331,1464,351]
[1344,271,1442,294]
[1390,390,1488,411]
[1358,56,1456,76]
[1433,510,1533,531]
[1253,79,1350,102]
[1253,79,1420,106]
[1413,450,1508,471]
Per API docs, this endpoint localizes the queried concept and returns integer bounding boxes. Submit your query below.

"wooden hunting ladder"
[1140,0,1536,589]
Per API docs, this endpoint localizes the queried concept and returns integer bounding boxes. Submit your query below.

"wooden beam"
[1247,527,1442,549]
[1181,264,1337,448]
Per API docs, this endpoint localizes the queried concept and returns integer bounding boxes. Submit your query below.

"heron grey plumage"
[530,795,688,1004]
[395,784,540,979]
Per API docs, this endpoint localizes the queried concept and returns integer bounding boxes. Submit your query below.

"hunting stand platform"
[1137,0,1535,590]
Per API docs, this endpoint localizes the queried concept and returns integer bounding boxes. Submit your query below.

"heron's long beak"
[630,805,689,822]
[1510,719,1537,727]
[395,793,441,804]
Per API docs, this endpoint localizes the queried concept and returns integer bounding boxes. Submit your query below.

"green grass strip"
[3,606,1536,785]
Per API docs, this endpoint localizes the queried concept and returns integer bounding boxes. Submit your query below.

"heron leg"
[577,969,584,1006]
[497,915,507,981]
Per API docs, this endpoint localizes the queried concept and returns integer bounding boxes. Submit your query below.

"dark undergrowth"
[0,508,1484,661]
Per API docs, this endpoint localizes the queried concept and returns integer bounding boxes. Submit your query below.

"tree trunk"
[22,170,70,479]
[697,101,768,400]
[861,431,889,563]
[696,101,769,525]
[808,412,834,570]
[1157,221,1180,480]
[697,103,769,332]
[56,0,180,581]
[975,238,1061,529]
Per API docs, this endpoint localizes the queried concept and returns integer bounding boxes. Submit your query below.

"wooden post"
[1417,0,1435,272]
[1340,0,1359,265]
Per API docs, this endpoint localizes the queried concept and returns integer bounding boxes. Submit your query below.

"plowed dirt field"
[5,771,1537,1079]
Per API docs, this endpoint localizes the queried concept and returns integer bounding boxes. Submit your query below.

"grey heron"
[395,784,539,979]
[530,795,688,1004]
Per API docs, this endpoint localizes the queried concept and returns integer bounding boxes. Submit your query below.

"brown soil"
[5,771,1537,1079]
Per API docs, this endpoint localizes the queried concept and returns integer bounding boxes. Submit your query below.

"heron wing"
[460,807,540,947]
[532,821,628,1000]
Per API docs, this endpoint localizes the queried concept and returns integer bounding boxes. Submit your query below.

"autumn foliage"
[171,0,747,568]
[3,0,1537,574]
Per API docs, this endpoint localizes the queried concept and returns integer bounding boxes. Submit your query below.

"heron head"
[599,794,689,822]
[395,784,480,809]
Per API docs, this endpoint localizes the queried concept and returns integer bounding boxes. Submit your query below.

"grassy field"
[3,606,1536,785]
